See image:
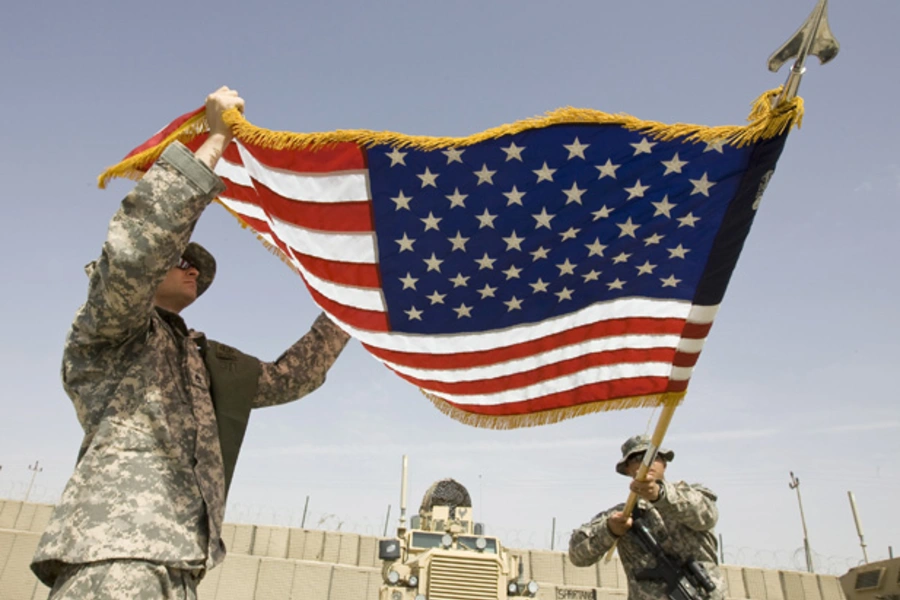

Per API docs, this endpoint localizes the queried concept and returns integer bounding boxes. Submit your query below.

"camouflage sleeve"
[70,142,225,344]
[568,510,620,567]
[652,481,718,532]
[252,312,351,408]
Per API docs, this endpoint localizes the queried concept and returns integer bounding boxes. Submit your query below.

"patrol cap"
[82,241,216,298]
[182,241,216,297]
[615,434,674,476]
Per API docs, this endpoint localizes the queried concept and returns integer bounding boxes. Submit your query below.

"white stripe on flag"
[219,196,267,221]
[270,214,379,264]
[237,143,370,203]
[252,232,383,311]
[688,305,718,323]
[332,298,693,354]
[426,362,675,406]
[676,338,706,353]
[215,157,253,187]
[289,252,386,312]
[381,333,681,382]
[220,195,379,265]
[669,366,695,381]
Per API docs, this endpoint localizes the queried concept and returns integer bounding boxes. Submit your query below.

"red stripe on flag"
[392,347,677,395]
[184,134,207,154]
[363,317,688,370]
[253,180,374,232]
[439,377,672,416]
[303,281,390,332]
[186,138,246,167]
[227,213,289,253]
[221,180,260,205]
[126,107,206,160]
[681,322,713,339]
[240,140,366,173]
[666,379,690,392]
[672,351,700,367]
[224,209,382,290]
[223,142,243,164]
[292,251,381,289]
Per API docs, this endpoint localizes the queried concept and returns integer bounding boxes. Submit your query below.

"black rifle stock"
[628,516,716,600]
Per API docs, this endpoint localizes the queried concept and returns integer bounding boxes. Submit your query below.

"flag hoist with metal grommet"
[96,0,838,552]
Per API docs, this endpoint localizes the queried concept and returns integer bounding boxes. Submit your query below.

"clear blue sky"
[1,0,898,574]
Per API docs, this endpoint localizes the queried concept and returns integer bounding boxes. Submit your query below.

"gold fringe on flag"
[422,390,687,430]
[97,111,209,188]
[224,87,802,151]
[98,87,803,188]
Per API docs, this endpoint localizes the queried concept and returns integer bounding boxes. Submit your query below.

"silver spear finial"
[768,0,840,106]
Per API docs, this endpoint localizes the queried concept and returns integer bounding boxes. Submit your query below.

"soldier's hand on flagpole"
[607,511,633,537]
[195,86,245,170]
[629,478,661,502]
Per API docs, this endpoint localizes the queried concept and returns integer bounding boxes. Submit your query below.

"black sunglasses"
[176,257,197,271]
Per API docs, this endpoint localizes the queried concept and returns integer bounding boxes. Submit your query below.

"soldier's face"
[624,454,667,480]
[153,264,200,313]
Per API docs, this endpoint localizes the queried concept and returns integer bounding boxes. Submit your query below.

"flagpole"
[604,397,679,561]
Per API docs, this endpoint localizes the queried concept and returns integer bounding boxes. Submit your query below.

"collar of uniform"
[155,306,190,337]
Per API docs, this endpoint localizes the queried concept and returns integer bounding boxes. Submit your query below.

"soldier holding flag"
[569,435,725,600]
[30,87,350,599]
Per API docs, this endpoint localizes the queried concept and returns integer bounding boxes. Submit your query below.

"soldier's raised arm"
[69,88,241,345]
[252,313,351,408]
[568,510,624,567]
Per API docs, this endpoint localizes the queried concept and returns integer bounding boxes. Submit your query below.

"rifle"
[627,513,717,600]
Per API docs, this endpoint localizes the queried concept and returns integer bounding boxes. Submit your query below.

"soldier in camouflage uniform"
[30,87,351,599]
[568,435,725,600]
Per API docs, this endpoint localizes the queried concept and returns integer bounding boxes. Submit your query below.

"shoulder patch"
[214,343,241,360]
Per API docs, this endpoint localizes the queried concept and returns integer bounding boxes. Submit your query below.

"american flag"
[112,109,790,428]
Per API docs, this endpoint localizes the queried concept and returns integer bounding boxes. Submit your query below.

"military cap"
[615,434,674,476]
[83,241,216,298]
[182,241,216,297]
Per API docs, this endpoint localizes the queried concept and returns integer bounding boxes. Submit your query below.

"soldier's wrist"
[652,480,667,503]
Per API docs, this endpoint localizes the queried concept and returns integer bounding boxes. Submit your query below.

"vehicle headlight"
[441,534,453,548]
[508,581,519,595]
[527,580,539,596]
[408,575,419,587]
[387,570,401,584]
[475,536,487,550]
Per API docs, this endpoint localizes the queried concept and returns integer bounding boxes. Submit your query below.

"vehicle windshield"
[411,532,443,549]
[410,532,498,554]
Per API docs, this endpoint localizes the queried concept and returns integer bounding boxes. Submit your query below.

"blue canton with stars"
[367,125,753,334]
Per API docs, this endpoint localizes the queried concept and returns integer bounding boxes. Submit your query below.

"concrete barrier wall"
[0,500,846,600]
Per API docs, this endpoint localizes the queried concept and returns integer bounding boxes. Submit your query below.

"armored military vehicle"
[378,456,539,600]
[839,557,900,600]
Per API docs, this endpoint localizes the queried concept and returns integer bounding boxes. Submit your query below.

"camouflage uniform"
[31,142,350,595]
[47,560,200,600]
[569,437,725,600]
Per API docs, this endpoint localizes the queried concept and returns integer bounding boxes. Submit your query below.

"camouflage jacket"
[31,142,350,587]
[568,481,725,600]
